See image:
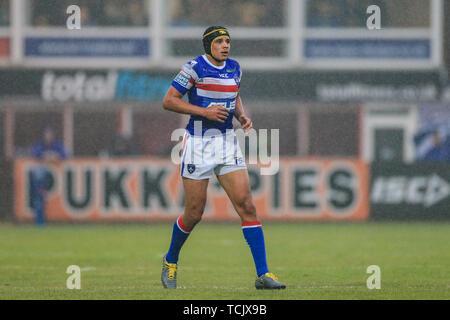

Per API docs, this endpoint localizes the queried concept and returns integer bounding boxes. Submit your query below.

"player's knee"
[185,200,206,223]
[236,197,256,217]
[188,212,203,225]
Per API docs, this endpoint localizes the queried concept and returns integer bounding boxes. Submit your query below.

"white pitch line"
[296,285,361,289]
[80,267,96,271]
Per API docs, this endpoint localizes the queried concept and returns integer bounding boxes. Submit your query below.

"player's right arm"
[162,86,229,123]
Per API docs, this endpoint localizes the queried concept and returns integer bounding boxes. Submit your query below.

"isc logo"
[371,174,450,207]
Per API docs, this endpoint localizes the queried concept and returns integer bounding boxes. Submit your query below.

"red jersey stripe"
[195,83,239,92]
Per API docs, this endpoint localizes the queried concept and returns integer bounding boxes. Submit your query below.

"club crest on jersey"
[187,164,196,174]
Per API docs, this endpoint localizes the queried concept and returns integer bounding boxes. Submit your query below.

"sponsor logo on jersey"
[174,70,191,88]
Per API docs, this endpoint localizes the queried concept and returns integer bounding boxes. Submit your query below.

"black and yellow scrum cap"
[202,26,230,57]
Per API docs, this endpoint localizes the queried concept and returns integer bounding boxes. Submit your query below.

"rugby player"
[161,26,285,290]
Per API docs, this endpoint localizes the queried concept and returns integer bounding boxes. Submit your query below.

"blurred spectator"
[182,0,225,27]
[109,135,139,157]
[169,0,211,27]
[80,5,98,26]
[170,0,283,27]
[232,1,267,27]
[31,0,62,26]
[169,1,194,27]
[0,0,9,26]
[307,0,340,27]
[29,0,149,27]
[30,127,68,226]
[103,0,128,25]
[127,0,149,26]
[307,0,388,28]
[33,15,51,26]
[169,0,285,56]
[419,130,450,162]
[98,0,148,26]
[415,107,450,162]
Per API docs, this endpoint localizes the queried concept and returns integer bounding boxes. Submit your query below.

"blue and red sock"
[165,216,191,264]
[242,221,269,277]
[166,217,269,277]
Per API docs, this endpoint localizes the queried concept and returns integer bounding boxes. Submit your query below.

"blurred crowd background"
[0,0,448,161]
[3,0,428,28]
[0,0,449,224]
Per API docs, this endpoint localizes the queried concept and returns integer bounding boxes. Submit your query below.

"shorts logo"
[236,157,244,165]
[187,164,196,174]
[174,71,190,88]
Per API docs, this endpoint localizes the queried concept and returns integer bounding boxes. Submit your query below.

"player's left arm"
[234,93,252,132]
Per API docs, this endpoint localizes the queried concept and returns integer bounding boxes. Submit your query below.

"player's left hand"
[239,115,253,132]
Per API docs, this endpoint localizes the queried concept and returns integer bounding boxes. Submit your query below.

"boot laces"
[265,273,278,281]
[165,262,177,280]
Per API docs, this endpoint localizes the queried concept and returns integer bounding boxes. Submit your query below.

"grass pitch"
[0,222,449,300]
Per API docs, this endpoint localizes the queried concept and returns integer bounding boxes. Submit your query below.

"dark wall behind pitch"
[0,160,13,221]
[445,0,450,69]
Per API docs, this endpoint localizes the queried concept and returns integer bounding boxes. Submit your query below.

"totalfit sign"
[14,159,369,222]
[41,70,171,102]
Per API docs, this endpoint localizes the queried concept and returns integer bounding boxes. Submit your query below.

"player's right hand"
[203,105,229,123]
